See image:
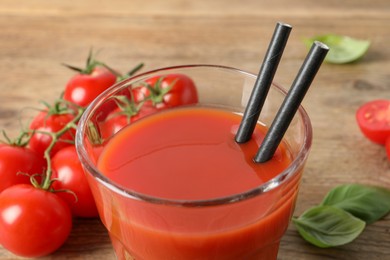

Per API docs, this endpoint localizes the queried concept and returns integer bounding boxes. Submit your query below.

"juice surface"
[97,106,292,200]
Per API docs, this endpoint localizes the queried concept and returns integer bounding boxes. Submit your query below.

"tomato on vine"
[64,66,117,107]
[0,184,72,258]
[51,145,98,218]
[63,51,144,107]
[0,142,46,193]
[100,74,199,137]
[29,108,76,157]
[0,99,84,257]
[132,73,199,108]
[0,51,150,258]
[100,95,159,138]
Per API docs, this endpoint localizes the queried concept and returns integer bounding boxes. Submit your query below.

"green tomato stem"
[40,106,85,190]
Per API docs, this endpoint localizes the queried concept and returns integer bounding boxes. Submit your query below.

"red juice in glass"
[97,106,298,259]
[76,65,312,260]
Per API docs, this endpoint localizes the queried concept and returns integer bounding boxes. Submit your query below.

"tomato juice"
[93,106,302,260]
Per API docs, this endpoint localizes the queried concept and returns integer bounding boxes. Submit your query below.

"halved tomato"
[356,99,390,145]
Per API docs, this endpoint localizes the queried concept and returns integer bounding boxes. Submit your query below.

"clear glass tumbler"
[76,65,312,260]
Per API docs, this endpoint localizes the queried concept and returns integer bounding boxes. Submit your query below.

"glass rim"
[75,64,312,207]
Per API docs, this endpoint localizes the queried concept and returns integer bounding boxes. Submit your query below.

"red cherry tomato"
[29,110,76,157]
[0,144,46,193]
[51,146,98,218]
[356,99,390,144]
[101,104,159,138]
[0,184,72,257]
[133,74,198,108]
[64,66,117,107]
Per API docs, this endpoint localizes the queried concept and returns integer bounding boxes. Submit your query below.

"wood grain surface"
[0,1,389,259]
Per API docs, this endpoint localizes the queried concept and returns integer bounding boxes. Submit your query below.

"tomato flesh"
[356,99,390,144]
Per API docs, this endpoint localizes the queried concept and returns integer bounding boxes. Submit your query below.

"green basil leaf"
[320,184,390,224]
[303,34,370,64]
[293,205,366,248]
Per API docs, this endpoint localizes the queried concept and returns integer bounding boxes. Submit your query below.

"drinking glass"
[76,64,312,260]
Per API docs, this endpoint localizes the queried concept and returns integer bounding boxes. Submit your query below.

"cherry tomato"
[29,110,76,157]
[133,74,198,108]
[0,144,46,193]
[0,184,72,257]
[101,104,159,138]
[64,66,117,107]
[51,146,98,218]
[356,99,390,144]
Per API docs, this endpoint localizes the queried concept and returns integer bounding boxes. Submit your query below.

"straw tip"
[313,41,330,50]
[277,22,292,29]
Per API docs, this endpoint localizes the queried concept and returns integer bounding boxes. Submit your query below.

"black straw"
[254,41,329,163]
[235,22,292,143]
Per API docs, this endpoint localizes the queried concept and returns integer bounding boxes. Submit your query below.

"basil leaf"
[320,184,390,224]
[303,34,370,64]
[293,205,366,248]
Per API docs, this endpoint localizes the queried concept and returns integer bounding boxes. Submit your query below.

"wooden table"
[1,1,389,259]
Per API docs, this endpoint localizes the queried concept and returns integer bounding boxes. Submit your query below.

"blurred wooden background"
[0,1,389,259]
